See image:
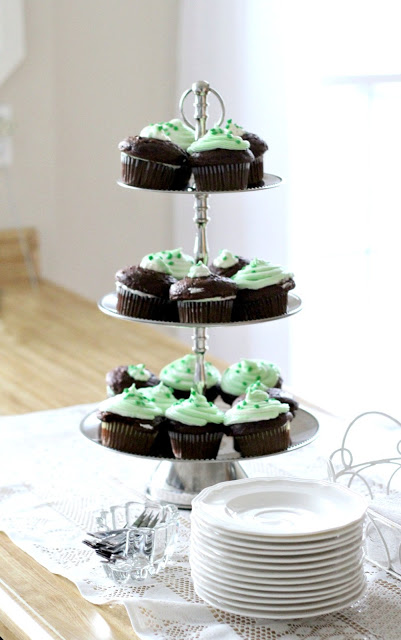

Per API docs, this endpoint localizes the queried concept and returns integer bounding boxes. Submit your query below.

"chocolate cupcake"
[119,132,189,191]
[106,363,159,396]
[97,387,163,455]
[155,248,194,279]
[115,254,177,321]
[224,386,293,457]
[224,119,268,186]
[220,358,282,406]
[233,380,299,416]
[232,258,295,321]
[169,262,238,324]
[209,249,249,278]
[187,127,254,191]
[159,354,221,402]
[165,389,225,459]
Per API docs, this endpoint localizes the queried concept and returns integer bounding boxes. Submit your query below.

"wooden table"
[0,281,227,639]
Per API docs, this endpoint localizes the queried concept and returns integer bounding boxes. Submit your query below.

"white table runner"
[1,403,401,639]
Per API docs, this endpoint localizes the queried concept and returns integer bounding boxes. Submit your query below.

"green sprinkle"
[166,252,173,259]
[235,370,241,374]
[148,254,153,260]
[207,371,212,377]
[256,376,261,381]
[176,252,182,258]
[209,402,213,406]
[247,366,253,372]
[186,368,191,373]
[243,401,247,406]
[227,119,232,124]
[165,393,171,398]
[174,126,178,130]
[223,256,227,261]
[254,404,260,409]
[227,133,233,139]
[168,260,174,265]
[236,139,241,144]
[157,125,163,131]
[242,381,247,386]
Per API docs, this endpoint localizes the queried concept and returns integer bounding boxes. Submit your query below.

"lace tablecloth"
[1,403,401,640]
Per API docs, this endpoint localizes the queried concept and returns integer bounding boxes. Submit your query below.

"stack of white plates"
[190,477,368,619]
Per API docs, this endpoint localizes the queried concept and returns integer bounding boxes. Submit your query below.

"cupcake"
[224,119,268,186]
[187,127,254,191]
[119,130,189,191]
[224,386,293,457]
[165,389,225,459]
[232,258,295,321]
[97,387,163,454]
[220,358,282,406]
[115,254,177,321]
[140,382,179,457]
[159,354,221,402]
[169,262,238,324]
[233,380,299,416]
[106,363,159,396]
[155,248,194,279]
[209,249,249,278]
[139,120,194,188]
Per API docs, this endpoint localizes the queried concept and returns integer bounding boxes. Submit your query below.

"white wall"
[174,0,293,375]
[0,0,179,301]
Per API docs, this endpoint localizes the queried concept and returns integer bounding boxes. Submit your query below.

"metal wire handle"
[179,81,225,135]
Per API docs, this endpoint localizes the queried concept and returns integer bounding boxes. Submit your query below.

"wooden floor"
[0,280,227,416]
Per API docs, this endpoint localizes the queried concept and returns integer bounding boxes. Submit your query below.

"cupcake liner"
[248,155,264,186]
[192,162,250,191]
[116,283,178,321]
[168,430,223,460]
[233,422,290,457]
[121,152,178,190]
[101,421,158,454]
[232,290,289,321]
[176,298,234,324]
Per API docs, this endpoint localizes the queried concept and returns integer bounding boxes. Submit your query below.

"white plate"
[192,478,368,537]
[190,525,364,563]
[190,548,365,580]
[191,567,366,604]
[190,536,364,571]
[193,580,367,619]
[191,564,365,598]
[192,556,365,588]
[191,514,365,551]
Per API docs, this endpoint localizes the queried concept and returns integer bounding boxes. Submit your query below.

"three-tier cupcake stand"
[80,81,319,508]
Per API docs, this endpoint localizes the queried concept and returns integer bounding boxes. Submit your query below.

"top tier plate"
[117,173,282,195]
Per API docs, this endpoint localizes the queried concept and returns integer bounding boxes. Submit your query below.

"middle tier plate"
[98,292,302,327]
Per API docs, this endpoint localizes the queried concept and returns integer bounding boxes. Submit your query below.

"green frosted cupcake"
[232,258,295,321]
[220,358,282,405]
[139,382,178,457]
[224,386,292,457]
[97,387,163,455]
[165,389,225,459]
[187,127,254,191]
[159,354,221,401]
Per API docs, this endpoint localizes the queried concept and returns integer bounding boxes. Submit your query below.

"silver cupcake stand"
[80,81,319,509]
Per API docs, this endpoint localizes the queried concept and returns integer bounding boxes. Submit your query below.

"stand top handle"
[179,80,225,140]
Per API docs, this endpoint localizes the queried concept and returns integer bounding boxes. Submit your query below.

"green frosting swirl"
[213,249,239,270]
[140,382,177,414]
[139,123,170,141]
[160,354,221,390]
[187,127,250,154]
[155,248,194,279]
[139,119,195,150]
[221,359,281,396]
[127,363,151,382]
[98,387,162,420]
[166,389,224,426]
[224,388,289,426]
[224,118,245,137]
[140,254,173,274]
[187,261,211,278]
[232,258,294,290]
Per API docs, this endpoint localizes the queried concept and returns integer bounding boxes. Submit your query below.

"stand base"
[146,460,248,509]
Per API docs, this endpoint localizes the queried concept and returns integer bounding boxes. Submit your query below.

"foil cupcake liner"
[232,291,289,321]
[176,299,234,324]
[101,421,158,454]
[248,155,264,186]
[116,283,178,321]
[192,162,250,191]
[168,430,224,460]
[121,152,178,190]
[233,422,291,457]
